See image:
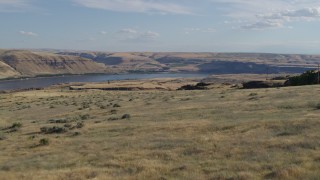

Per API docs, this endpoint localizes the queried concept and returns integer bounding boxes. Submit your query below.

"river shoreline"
[0,73,209,91]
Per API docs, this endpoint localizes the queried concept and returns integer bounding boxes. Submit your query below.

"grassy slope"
[107,52,166,72]
[0,61,20,79]
[0,83,319,179]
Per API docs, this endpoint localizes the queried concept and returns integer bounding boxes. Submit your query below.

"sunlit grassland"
[0,84,319,179]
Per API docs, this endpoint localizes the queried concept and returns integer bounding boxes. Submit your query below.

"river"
[0,73,208,91]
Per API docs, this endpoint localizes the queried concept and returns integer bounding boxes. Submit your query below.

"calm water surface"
[0,73,208,91]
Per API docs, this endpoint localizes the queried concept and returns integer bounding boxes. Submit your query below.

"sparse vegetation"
[0,79,319,179]
[121,114,131,119]
[39,138,49,146]
[2,122,23,133]
[0,134,6,141]
[249,92,258,96]
[40,126,67,134]
[75,122,84,129]
[110,109,117,114]
[10,122,22,129]
[79,114,90,120]
[108,117,119,121]
[48,119,67,124]
[72,132,81,136]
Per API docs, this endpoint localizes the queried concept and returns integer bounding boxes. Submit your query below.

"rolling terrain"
[57,52,165,73]
[0,49,319,80]
[58,51,318,74]
[0,79,319,179]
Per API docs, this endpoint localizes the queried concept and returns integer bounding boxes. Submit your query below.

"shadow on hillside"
[94,57,123,66]
[198,61,313,74]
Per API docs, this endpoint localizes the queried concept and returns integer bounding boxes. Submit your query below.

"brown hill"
[0,50,107,79]
[57,51,166,73]
[0,61,20,79]
[1,50,319,80]
[58,51,318,74]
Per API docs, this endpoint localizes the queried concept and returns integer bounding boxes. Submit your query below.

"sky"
[1,0,320,53]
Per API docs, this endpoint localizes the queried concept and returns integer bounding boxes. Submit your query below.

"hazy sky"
[1,0,320,53]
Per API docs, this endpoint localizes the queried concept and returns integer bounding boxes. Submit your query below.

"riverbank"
[0,73,208,91]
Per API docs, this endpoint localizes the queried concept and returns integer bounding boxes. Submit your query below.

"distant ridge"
[58,51,318,74]
[0,49,318,79]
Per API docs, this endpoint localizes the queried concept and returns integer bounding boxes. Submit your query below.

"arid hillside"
[58,51,318,74]
[0,61,20,79]
[0,50,319,79]
[57,51,166,73]
[0,50,107,79]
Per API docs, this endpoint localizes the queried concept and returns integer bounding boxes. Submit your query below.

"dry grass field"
[0,79,319,179]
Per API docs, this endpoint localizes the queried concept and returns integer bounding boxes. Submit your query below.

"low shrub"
[3,122,22,133]
[73,132,81,136]
[81,103,90,109]
[11,122,22,129]
[64,123,72,128]
[110,109,117,114]
[0,134,6,141]
[48,119,67,124]
[121,114,131,119]
[249,93,258,96]
[39,138,49,146]
[79,114,90,120]
[99,105,107,109]
[76,122,84,129]
[108,117,119,121]
[40,126,67,134]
